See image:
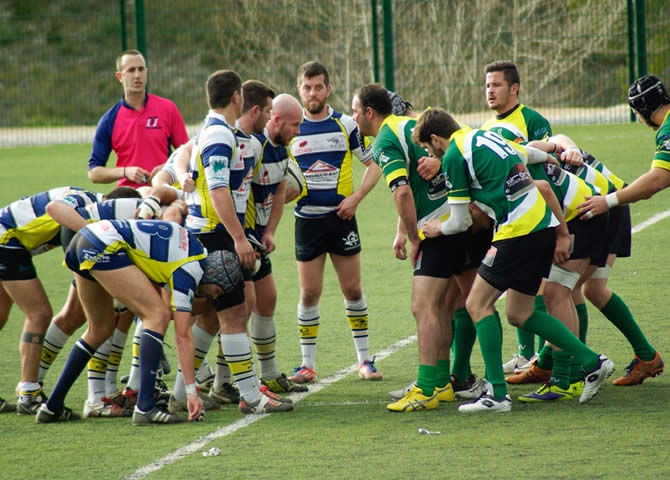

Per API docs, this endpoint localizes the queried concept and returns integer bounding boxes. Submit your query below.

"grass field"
[0,124,669,480]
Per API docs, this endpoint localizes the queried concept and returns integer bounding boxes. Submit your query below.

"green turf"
[0,123,669,479]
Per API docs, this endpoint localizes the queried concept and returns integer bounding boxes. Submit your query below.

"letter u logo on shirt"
[146,117,159,128]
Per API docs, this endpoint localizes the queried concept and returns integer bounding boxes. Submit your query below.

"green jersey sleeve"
[651,111,670,171]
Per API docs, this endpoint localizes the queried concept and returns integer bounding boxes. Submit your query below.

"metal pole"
[120,0,127,51]
[382,0,394,91]
[371,0,380,83]
[635,0,647,78]
[135,0,147,60]
[627,0,636,122]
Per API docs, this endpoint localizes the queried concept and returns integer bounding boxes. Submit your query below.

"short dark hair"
[116,49,145,72]
[297,61,329,86]
[242,80,275,114]
[106,186,142,199]
[485,60,521,88]
[412,108,460,145]
[207,70,242,109]
[355,83,393,116]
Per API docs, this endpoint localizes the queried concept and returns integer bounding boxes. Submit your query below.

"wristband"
[123,167,127,179]
[605,192,619,209]
[185,384,197,396]
[550,143,557,153]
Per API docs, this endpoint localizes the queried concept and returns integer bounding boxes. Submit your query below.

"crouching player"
[36,212,234,425]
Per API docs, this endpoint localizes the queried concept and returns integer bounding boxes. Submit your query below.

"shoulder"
[96,100,124,127]
[333,111,357,133]
[200,118,235,146]
[147,94,179,110]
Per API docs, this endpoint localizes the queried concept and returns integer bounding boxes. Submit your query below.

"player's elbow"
[88,167,104,184]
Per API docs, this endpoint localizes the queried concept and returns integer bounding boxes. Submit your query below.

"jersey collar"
[496,103,522,120]
[302,105,334,122]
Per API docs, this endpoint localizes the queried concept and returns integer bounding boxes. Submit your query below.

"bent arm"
[46,201,88,231]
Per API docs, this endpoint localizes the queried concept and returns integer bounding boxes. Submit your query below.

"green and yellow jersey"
[371,115,450,228]
[443,128,557,242]
[481,104,552,144]
[527,163,598,222]
[650,110,670,171]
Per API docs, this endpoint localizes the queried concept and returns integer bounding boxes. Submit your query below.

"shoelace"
[364,356,378,371]
[623,358,639,375]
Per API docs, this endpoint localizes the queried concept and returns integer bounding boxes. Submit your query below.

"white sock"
[126,319,143,390]
[213,334,232,391]
[250,312,279,380]
[197,358,213,383]
[297,303,320,369]
[39,323,71,383]
[88,338,112,405]
[220,332,259,404]
[105,328,127,396]
[192,324,215,381]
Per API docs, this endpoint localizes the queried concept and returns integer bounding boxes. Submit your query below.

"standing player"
[578,74,670,382]
[88,49,189,188]
[287,61,383,384]
[184,69,292,414]
[352,84,479,412]
[247,93,306,393]
[412,108,614,413]
[481,60,553,374]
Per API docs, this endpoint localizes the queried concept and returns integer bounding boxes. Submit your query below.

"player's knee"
[300,289,321,306]
[341,286,362,301]
[506,311,527,327]
[53,312,86,335]
[24,307,53,332]
[464,295,486,322]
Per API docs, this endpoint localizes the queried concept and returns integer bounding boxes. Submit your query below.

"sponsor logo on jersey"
[179,228,188,251]
[504,164,534,201]
[326,136,346,149]
[294,140,312,155]
[304,160,338,186]
[661,139,670,152]
[306,160,336,174]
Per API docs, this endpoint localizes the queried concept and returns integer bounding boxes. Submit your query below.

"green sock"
[416,364,437,396]
[534,296,547,353]
[451,308,476,382]
[474,313,507,400]
[576,302,588,343]
[569,355,583,384]
[522,310,600,371]
[601,293,655,361]
[536,343,554,370]
[516,327,535,360]
[550,350,571,390]
[436,359,451,387]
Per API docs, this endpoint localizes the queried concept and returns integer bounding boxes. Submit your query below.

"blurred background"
[1,0,668,145]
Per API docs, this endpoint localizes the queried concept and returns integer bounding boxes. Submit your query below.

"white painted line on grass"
[631,209,670,234]
[124,334,417,480]
[125,208,670,479]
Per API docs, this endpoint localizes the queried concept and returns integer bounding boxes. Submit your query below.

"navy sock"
[136,329,164,412]
[46,338,95,412]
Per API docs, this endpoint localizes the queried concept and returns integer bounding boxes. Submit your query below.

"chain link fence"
[1,0,668,146]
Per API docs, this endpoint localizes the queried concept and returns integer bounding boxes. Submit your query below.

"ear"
[115,72,123,83]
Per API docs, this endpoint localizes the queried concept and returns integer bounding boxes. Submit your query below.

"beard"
[303,98,327,115]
